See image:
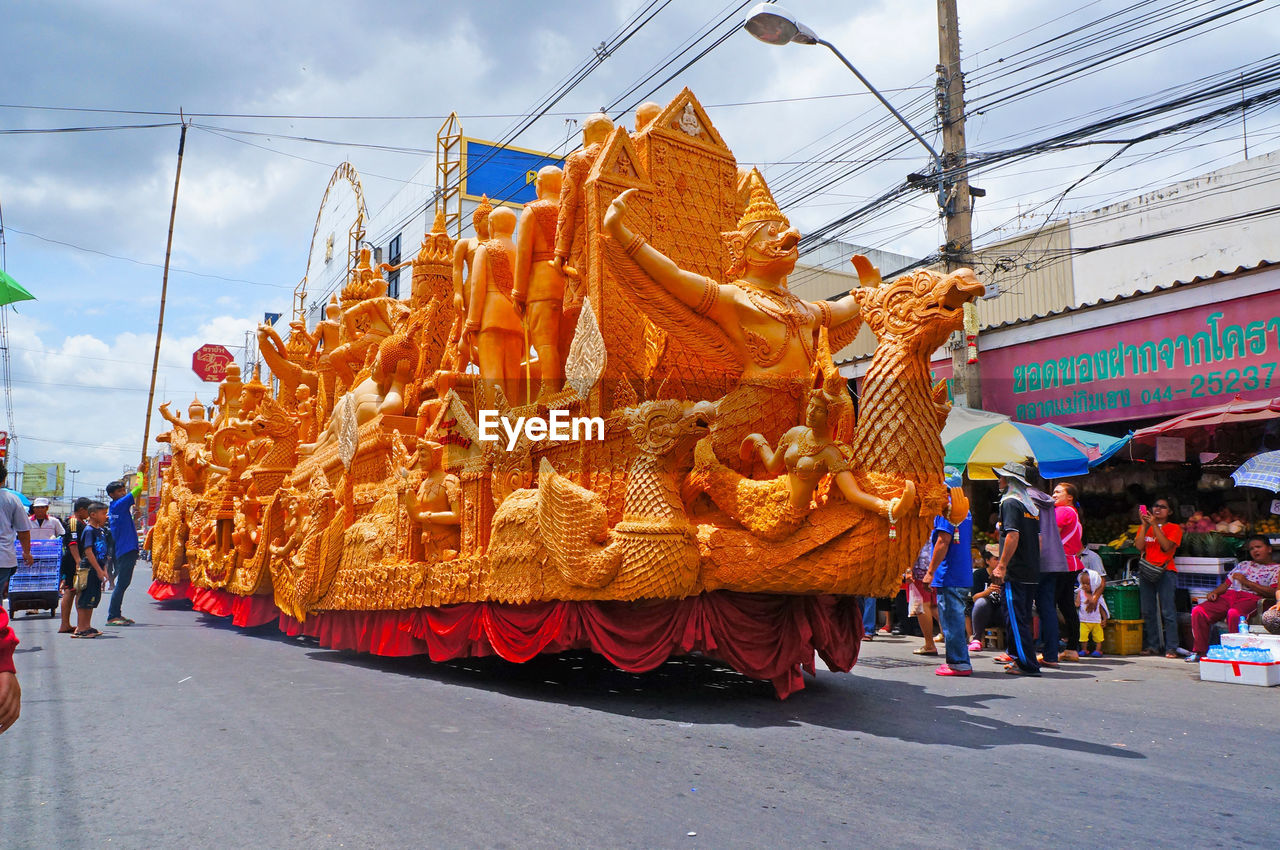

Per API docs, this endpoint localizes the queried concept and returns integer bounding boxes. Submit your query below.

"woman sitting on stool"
[1186,535,1278,662]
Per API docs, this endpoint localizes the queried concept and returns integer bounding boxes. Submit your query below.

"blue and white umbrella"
[1231,451,1280,493]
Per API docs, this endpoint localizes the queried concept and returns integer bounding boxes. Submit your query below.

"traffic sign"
[192,344,235,383]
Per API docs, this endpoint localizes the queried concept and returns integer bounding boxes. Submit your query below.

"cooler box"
[1173,557,1233,576]
[1102,619,1143,656]
[1103,585,1141,620]
[1199,658,1280,687]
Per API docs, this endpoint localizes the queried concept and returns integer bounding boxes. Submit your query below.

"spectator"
[993,462,1041,676]
[28,497,65,541]
[924,469,974,677]
[907,540,941,656]
[59,498,91,634]
[105,476,144,627]
[0,606,18,734]
[861,596,877,641]
[1137,497,1183,658]
[73,501,112,639]
[1077,564,1109,657]
[969,545,1004,653]
[1185,535,1277,662]
[1052,483,1085,662]
[0,461,33,603]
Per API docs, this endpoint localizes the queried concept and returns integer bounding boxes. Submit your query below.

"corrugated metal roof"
[979,259,1278,332]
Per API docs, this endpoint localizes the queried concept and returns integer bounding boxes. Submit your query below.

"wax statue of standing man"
[513,165,567,400]
[462,206,523,407]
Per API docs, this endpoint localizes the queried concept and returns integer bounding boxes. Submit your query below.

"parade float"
[147,89,979,697]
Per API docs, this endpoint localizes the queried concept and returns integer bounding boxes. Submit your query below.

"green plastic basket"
[1104,585,1141,621]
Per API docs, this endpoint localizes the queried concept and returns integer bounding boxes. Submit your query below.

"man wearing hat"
[28,497,65,541]
[993,461,1042,676]
[922,468,975,676]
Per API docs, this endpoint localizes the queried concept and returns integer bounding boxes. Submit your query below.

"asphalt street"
[3,563,1275,848]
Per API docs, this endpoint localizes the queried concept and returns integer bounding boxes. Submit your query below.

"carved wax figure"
[601,173,864,468]
[514,165,567,400]
[452,195,493,319]
[462,206,523,408]
[553,113,614,330]
[257,322,318,407]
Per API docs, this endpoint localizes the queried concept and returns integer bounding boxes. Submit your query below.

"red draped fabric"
[151,580,861,698]
[148,579,192,601]
[149,580,279,628]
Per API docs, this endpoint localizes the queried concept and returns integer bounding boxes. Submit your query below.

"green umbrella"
[0,269,36,307]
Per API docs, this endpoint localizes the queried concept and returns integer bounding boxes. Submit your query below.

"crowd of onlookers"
[0,461,145,735]
[863,463,1280,676]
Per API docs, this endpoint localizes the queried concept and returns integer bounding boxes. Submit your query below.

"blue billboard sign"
[461,138,565,205]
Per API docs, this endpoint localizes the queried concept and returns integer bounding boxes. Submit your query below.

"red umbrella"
[1133,395,1280,440]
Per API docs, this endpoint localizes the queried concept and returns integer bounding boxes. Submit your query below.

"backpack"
[1029,488,1068,573]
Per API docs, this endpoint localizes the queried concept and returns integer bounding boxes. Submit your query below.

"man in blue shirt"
[923,467,974,677]
[106,476,144,626]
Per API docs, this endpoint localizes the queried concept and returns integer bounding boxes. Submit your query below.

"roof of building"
[980,258,1278,332]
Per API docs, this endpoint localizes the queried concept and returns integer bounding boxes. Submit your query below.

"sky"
[1,0,1278,499]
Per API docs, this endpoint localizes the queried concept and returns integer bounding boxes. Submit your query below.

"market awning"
[1132,395,1280,440]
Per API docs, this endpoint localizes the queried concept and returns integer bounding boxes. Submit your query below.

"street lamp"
[742,4,945,204]
[68,468,80,499]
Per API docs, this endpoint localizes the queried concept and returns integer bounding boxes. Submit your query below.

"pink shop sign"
[981,292,1280,426]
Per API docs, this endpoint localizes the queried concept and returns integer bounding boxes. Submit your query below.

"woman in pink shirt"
[1052,483,1087,662]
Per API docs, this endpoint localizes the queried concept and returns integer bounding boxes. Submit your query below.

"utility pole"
[937,0,981,409]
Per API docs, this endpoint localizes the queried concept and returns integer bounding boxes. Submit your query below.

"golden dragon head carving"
[851,265,984,354]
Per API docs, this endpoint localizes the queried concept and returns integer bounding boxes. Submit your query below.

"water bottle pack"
[1206,645,1277,663]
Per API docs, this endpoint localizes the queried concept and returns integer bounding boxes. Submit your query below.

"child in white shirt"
[1077,568,1110,657]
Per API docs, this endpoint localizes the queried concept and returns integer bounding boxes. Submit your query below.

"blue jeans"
[861,596,877,637]
[1139,568,1179,653]
[936,586,971,671]
[1035,573,1062,663]
[108,549,138,620]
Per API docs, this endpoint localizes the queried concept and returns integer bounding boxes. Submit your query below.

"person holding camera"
[1137,498,1183,658]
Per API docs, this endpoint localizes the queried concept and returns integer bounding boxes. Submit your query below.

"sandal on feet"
[71,628,101,639]
[1139,648,1158,656]
[993,653,1015,664]
[935,664,971,677]
[1004,664,1039,676]
[912,647,939,656]
[1164,652,1180,659]
[58,626,75,634]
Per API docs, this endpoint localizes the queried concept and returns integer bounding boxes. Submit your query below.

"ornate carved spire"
[736,169,788,231]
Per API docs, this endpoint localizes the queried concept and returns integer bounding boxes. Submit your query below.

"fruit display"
[1185,507,1246,534]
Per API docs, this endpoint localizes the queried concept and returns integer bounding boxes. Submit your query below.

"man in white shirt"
[28,498,65,541]
[0,462,33,601]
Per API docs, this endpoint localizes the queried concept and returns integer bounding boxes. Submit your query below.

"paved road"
[4,564,1275,848]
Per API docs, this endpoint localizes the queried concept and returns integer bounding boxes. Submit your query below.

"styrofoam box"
[1220,632,1280,650]
[1174,557,1235,575]
[1199,658,1280,687]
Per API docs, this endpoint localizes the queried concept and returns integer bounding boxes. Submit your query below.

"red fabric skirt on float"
[149,580,861,698]
[148,580,281,629]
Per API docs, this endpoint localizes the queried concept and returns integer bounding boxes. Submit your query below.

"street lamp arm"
[815,38,941,168]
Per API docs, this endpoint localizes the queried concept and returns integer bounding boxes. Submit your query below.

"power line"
[3,225,291,289]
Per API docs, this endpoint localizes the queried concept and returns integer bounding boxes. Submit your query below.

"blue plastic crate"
[9,538,63,594]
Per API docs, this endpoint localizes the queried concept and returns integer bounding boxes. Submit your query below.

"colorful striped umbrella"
[1042,423,1132,467]
[1231,451,1280,493]
[944,420,1091,480]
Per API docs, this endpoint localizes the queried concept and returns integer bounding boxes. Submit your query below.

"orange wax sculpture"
[148,89,979,696]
